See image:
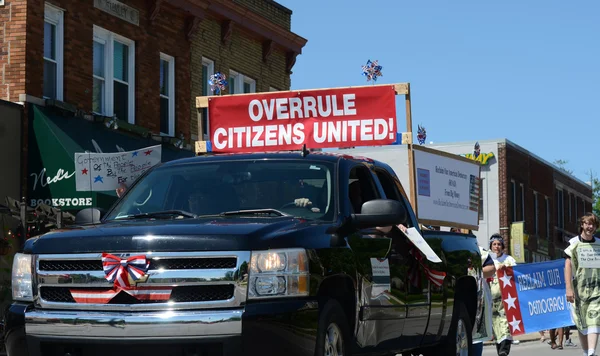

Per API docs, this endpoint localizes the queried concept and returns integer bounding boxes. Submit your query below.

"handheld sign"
[207,85,397,153]
[75,145,162,192]
[497,260,574,336]
[405,227,443,263]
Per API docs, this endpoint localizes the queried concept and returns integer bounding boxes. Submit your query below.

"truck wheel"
[444,302,473,356]
[315,299,351,356]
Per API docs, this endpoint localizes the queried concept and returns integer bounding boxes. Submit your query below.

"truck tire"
[315,299,351,356]
[443,302,473,356]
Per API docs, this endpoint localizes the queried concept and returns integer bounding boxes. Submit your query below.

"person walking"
[473,246,496,356]
[488,233,517,356]
[564,212,600,356]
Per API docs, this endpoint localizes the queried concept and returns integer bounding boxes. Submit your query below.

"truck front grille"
[35,251,250,311]
[40,285,236,304]
[39,257,238,271]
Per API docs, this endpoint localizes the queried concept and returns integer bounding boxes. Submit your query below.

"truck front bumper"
[4,299,319,356]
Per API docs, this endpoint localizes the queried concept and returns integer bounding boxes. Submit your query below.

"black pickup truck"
[4,151,483,356]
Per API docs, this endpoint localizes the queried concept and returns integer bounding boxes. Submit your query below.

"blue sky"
[276,0,599,183]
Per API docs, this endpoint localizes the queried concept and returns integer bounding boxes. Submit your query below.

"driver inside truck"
[348,179,408,235]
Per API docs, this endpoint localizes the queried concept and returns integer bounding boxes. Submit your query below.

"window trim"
[159,53,175,137]
[230,70,256,94]
[44,3,64,101]
[93,25,136,124]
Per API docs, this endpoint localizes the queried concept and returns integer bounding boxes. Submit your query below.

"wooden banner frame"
[195,82,416,204]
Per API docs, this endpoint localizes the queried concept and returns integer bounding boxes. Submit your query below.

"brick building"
[0,0,306,210]
[422,139,592,262]
[337,139,593,263]
[0,0,305,140]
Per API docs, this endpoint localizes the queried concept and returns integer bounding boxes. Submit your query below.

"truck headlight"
[248,248,309,299]
[12,253,33,302]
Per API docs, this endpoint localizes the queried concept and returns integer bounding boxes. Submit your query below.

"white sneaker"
[565,339,577,347]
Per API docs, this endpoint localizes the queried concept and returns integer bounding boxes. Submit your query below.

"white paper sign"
[405,227,443,263]
[578,244,600,268]
[370,258,391,297]
[413,146,481,228]
[75,145,162,192]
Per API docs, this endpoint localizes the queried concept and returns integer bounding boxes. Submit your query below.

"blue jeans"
[473,342,484,356]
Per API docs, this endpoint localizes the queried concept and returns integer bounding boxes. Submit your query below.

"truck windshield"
[104,159,335,221]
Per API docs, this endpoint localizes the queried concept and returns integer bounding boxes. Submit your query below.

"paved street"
[483,336,582,355]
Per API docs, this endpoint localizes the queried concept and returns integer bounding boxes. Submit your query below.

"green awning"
[27,104,195,212]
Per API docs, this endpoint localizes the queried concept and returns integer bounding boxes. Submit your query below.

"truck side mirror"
[351,199,407,230]
[75,208,103,225]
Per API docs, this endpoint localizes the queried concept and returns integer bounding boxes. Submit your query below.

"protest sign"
[497,259,573,336]
[207,85,397,153]
[75,145,162,192]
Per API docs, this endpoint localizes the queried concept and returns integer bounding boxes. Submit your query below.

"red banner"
[207,85,398,153]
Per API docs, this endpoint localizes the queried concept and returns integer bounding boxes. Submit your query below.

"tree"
[591,176,600,218]
[553,159,574,175]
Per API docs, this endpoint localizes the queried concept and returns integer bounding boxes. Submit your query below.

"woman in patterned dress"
[488,233,517,356]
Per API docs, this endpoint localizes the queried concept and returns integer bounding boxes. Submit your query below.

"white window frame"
[202,57,215,96]
[201,58,215,140]
[43,3,64,101]
[229,70,256,94]
[159,53,175,136]
[533,191,539,235]
[93,25,136,124]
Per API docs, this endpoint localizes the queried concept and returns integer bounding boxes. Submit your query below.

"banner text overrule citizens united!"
[207,85,398,152]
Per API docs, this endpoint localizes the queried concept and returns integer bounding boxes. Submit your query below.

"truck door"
[373,168,431,350]
[345,165,406,351]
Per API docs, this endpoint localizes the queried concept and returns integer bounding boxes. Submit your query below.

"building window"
[510,180,516,222]
[545,196,550,238]
[533,191,539,235]
[43,3,64,100]
[200,58,214,140]
[569,193,572,222]
[92,26,135,124]
[556,188,564,229]
[519,183,525,221]
[479,178,484,221]
[269,87,279,92]
[159,53,175,136]
[230,70,256,94]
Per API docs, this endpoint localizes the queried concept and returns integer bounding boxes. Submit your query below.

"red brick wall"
[18,0,192,139]
[503,142,593,260]
[0,0,28,102]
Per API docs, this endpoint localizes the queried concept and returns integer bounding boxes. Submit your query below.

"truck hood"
[26,217,333,254]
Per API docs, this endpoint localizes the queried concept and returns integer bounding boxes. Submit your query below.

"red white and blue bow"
[102,253,150,289]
